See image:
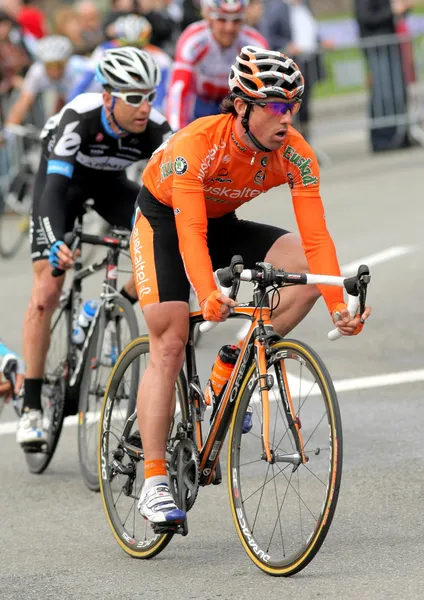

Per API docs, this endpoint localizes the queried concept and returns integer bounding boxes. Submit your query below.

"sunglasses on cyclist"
[117,38,149,49]
[44,60,67,69]
[251,100,302,116]
[111,90,157,107]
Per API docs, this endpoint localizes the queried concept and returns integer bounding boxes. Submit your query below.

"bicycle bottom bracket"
[168,438,200,512]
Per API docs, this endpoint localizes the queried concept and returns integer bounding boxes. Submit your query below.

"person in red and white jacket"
[166,0,268,131]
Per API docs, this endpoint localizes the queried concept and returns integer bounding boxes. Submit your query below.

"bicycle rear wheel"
[24,305,70,474]
[99,335,188,558]
[0,211,29,259]
[228,339,343,576]
[0,170,32,259]
[78,295,139,492]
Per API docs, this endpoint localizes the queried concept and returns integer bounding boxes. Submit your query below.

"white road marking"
[0,412,96,436]
[341,245,416,276]
[2,368,424,436]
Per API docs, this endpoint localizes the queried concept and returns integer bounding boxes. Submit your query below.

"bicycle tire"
[98,335,189,559]
[24,306,71,474]
[227,338,343,576]
[0,212,29,259]
[78,295,139,492]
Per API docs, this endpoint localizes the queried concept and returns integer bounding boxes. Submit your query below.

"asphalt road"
[1,135,423,600]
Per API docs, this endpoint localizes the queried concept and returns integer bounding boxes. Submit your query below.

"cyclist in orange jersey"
[130,45,371,526]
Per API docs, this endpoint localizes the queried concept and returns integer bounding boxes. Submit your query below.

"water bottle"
[101,320,118,367]
[72,300,99,347]
[242,405,253,434]
[205,344,240,407]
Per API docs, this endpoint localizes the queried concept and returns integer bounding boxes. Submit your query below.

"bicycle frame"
[55,222,131,391]
[185,294,304,487]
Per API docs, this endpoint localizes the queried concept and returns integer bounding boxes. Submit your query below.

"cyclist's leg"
[20,165,85,442]
[92,174,139,301]
[130,187,190,523]
[208,215,319,337]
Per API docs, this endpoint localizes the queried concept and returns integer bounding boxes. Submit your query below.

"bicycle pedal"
[22,442,47,454]
[151,519,187,536]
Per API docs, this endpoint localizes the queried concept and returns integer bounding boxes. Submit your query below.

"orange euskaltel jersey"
[142,113,343,313]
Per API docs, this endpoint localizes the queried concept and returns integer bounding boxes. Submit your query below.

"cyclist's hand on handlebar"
[332,302,371,336]
[201,290,237,322]
[49,240,76,271]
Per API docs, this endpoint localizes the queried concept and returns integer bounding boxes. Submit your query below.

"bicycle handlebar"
[2,123,41,141]
[51,229,130,278]
[199,258,371,341]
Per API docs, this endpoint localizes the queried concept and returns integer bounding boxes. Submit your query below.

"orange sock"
[144,459,167,479]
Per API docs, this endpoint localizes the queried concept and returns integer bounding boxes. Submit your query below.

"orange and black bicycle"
[98,256,370,576]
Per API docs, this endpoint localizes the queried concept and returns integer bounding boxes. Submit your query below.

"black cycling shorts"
[130,185,290,307]
[30,155,139,262]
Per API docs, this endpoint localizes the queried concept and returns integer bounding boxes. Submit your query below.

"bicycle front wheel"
[98,335,189,559]
[228,339,343,576]
[78,295,139,492]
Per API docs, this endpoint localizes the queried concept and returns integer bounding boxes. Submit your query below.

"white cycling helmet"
[35,35,73,63]
[202,0,249,19]
[112,14,152,46]
[96,47,161,90]
[229,46,304,101]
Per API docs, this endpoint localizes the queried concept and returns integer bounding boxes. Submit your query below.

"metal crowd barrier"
[310,31,424,146]
[0,91,45,202]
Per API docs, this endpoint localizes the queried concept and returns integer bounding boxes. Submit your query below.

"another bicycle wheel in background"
[24,303,71,474]
[0,178,31,260]
[98,336,188,558]
[78,295,139,492]
[228,338,343,576]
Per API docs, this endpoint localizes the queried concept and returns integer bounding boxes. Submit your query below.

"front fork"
[255,338,307,469]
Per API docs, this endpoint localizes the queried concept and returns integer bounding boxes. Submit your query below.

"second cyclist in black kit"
[18,47,172,447]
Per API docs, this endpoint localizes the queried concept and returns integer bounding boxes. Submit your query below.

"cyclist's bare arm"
[5,90,36,126]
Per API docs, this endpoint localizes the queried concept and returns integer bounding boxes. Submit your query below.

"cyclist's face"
[209,17,243,48]
[105,89,152,134]
[45,61,67,81]
[244,97,295,150]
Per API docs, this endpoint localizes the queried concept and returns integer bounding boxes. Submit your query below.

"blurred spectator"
[261,0,330,142]
[245,0,264,29]
[0,11,30,102]
[159,0,184,55]
[181,0,202,29]
[354,0,413,152]
[0,0,40,55]
[17,1,47,40]
[75,1,105,52]
[52,5,90,55]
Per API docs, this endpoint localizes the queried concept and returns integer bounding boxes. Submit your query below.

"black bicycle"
[24,216,139,488]
[98,255,370,576]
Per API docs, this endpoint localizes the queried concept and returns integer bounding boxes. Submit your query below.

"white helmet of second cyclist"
[35,35,73,63]
[97,47,161,90]
[201,0,249,19]
[111,14,152,46]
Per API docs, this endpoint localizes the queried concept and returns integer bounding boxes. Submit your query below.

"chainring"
[168,438,200,512]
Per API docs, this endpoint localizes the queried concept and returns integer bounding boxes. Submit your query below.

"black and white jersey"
[40,93,172,179]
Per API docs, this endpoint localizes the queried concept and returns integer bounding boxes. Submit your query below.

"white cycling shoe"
[16,409,47,445]
[138,482,186,525]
